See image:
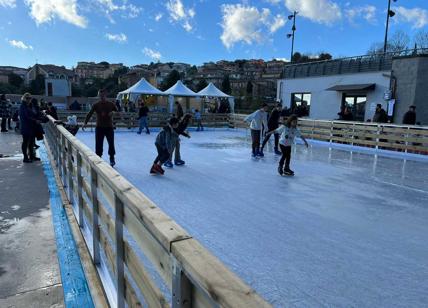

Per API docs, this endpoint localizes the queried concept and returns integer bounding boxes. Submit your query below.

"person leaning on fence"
[137,98,150,135]
[194,109,203,131]
[150,117,179,175]
[244,103,269,158]
[45,102,58,120]
[83,89,118,167]
[0,94,11,132]
[55,115,79,136]
[402,106,416,125]
[19,93,40,163]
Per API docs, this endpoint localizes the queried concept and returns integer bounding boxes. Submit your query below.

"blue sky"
[0,0,427,68]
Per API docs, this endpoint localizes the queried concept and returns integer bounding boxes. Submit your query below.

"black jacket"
[402,111,416,125]
[138,106,149,119]
[268,109,281,130]
[174,119,190,138]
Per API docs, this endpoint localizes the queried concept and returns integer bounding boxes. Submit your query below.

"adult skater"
[266,115,309,176]
[137,99,150,135]
[164,114,192,168]
[150,117,179,175]
[372,104,388,123]
[402,106,416,125]
[244,103,268,158]
[195,109,203,131]
[175,101,184,119]
[83,89,118,166]
[260,103,282,155]
[19,93,40,163]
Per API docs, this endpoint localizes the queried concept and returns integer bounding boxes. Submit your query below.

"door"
[342,95,366,121]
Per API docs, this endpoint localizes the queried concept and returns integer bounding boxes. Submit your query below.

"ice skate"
[278,166,283,176]
[175,159,185,166]
[150,164,158,175]
[274,148,282,155]
[283,168,294,176]
[164,161,173,168]
[256,150,264,157]
[154,164,165,175]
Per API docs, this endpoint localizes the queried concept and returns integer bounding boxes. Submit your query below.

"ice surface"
[77,128,428,307]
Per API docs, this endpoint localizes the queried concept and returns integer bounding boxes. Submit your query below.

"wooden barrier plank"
[171,239,271,308]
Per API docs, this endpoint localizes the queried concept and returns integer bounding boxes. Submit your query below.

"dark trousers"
[154,144,169,164]
[22,134,35,159]
[95,127,115,158]
[251,129,261,154]
[196,119,203,131]
[261,133,279,150]
[1,117,7,131]
[279,145,292,171]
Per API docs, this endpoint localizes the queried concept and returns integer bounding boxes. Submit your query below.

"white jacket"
[275,125,302,146]
[244,110,268,131]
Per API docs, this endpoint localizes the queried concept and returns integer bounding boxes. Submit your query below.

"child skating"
[266,115,309,176]
[150,117,179,175]
[244,103,268,158]
[164,114,192,167]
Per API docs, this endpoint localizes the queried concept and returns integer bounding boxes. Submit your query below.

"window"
[291,93,311,117]
[342,95,366,121]
[47,82,53,96]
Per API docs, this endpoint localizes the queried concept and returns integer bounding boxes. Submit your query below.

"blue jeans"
[138,117,149,134]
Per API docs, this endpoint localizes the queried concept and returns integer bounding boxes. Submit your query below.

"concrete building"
[277,52,428,124]
[75,62,124,80]
[26,64,74,97]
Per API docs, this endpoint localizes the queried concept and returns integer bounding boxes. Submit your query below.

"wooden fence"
[43,116,270,308]
[56,111,231,129]
[230,114,428,155]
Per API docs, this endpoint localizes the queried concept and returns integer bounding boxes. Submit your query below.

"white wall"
[277,71,391,121]
[45,78,71,97]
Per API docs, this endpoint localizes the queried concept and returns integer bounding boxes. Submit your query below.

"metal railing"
[282,48,428,79]
[43,116,270,308]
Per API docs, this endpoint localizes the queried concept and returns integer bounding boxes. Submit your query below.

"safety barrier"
[43,116,270,308]
[229,114,428,155]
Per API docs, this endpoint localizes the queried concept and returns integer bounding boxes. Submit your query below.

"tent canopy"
[119,78,165,96]
[164,80,199,97]
[197,82,232,98]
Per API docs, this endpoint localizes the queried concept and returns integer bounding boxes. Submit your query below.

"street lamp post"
[287,11,297,63]
[383,0,397,54]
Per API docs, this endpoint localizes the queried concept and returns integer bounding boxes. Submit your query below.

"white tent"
[197,82,235,113]
[164,80,200,113]
[117,78,165,102]
[197,82,232,98]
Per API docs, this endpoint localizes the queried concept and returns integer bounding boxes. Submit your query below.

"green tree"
[186,65,198,76]
[195,79,208,92]
[30,74,45,95]
[160,69,180,91]
[221,75,231,95]
[8,73,23,88]
[246,81,253,95]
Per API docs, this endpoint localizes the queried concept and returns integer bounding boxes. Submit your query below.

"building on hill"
[277,50,428,124]
[26,64,75,97]
[119,66,156,88]
[0,66,28,84]
[75,62,124,80]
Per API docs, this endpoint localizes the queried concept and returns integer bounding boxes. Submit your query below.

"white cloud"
[220,4,287,49]
[95,0,142,22]
[345,5,377,24]
[393,6,428,29]
[105,33,127,43]
[264,0,281,5]
[24,0,88,28]
[284,0,342,25]
[0,0,16,8]
[166,0,195,32]
[155,13,163,21]
[8,39,33,50]
[143,47,162,61]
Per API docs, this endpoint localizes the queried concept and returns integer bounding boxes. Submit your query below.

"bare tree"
[414,30,428,49]
[368,30,410,55]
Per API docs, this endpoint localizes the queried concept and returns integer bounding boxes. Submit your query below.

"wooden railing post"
[66,139,74,205]
[76,152,84,228]
[172,260,192,308]
[115,194,125,308]
[90,166,101,264]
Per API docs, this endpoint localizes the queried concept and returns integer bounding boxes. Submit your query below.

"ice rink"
[78,128,428,307]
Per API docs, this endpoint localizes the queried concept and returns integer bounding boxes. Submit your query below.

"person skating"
[165,114,192,168]
[19,93,40,163]
[83,89,118,167]
[150,117,179,175]
[244,103,268,158]
[137,99,150,135]
[0,94,11,132]
[261,103,282,155]
[266,115,309,176]
[194,109,203,131]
